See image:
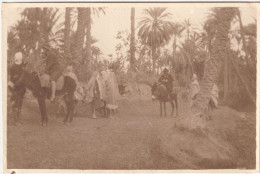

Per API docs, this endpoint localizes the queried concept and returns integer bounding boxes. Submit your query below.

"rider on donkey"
[9,52,24,87]
[8,52,27,125]
[158,68,174,98]
[45,50,62,102]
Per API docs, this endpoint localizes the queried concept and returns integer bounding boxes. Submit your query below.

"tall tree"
[192,7,238,118]
[9,8,60,73]
[85,7,105,70]
[183,19,192,41]
[64,7,72,59]
[86,7,92,67]
[198,18,217,56]
[130,7,136,71]
[171,23,185,70]
[138,8,174,72]
[72,8,88,65]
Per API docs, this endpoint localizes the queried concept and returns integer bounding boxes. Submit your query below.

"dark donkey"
[8,64,77,126]
[151,82,178,117]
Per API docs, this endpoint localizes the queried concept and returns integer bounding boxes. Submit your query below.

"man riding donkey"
[44,50,63,102]
[158,68,174,99]
[42,48,83,103]
[8,52,27,125]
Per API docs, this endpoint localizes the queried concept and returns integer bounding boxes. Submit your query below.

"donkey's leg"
[63,93,74,124]
[175,95,178,117]
[12,89,26,125]
[160,102,162,117]
[69,101,75,123]
[63,95,70,124]
[64,101,71,124]
[103,102,107,117]
[13,99,22,125]
[37,96,47,126]
[164,102,167,117]
[170,101,174,117]
[73,101,78,116]
[17,93,26,125]
[67,91,75,123]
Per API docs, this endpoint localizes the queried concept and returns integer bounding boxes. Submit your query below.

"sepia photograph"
[1,2,259,173]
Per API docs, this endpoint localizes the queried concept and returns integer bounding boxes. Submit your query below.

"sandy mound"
[156,106,256,169]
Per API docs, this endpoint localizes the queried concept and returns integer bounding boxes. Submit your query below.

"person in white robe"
[188,74,200,107]
[100,65,120,117]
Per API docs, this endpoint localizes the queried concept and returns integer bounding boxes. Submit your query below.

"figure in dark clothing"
[45,52,62,102]
[9,52,25,89]
[158,68,173,95]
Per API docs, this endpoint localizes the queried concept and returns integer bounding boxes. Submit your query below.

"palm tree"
[85,8,92,68]
[72,8,88,66]
[171,23,185,70]
[138,8,174,72]
[130,7,136,71]
[64,7,72,59]
[198,18,217,55]
[10,8,61,73]
[85,7,105,70]
[91,46,102,62]
[192,7,238,118]
[183,19,192,41]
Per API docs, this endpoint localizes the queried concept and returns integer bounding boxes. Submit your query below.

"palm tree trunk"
[130,7,136,71]
[64,7,72,59]
[152,45,156,73]
[223,52,228,102]
[192,8,237,118]
[37,8,47,73]
[86,7,92,70]
[73,8,87,65]
[172,36,177,71]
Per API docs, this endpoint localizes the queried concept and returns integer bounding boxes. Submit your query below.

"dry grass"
[7,97,256,169]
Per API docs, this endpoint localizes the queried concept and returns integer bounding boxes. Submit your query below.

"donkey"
[151,82,178,117]
[8,64,77,126]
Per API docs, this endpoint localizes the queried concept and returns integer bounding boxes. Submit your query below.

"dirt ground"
[6,96,256,169]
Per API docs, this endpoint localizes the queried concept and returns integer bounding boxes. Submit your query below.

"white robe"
[101,70,119,109]
[211,83,219,107]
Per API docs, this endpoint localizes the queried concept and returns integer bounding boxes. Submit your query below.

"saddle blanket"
[39,74,64,90]
[39,73,85,101]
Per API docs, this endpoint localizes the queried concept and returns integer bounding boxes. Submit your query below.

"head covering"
[108,64,114,70]
[14,52,23,65]
[163,68,169,73]
[192,74,198,80]
[67,65,73,72]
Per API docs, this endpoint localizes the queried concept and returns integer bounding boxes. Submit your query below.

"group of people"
[10,51,120,119]
[10,51,218,120]
[83,65,120,119]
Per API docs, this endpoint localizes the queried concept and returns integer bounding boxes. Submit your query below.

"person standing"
[85,71,102,119]
[101,64,120,118]
[188,74,200,107]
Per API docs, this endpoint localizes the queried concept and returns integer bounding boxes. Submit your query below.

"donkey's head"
[151,82,169,101]
[151,82,160,100]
